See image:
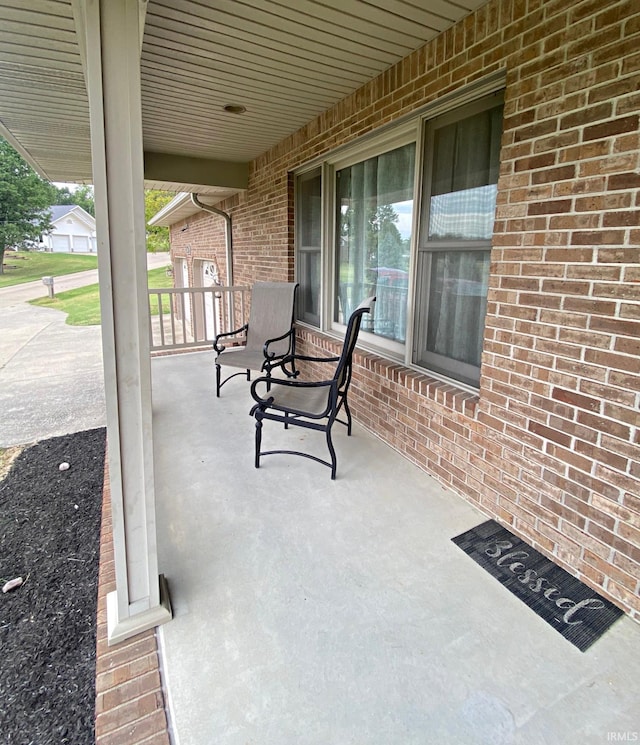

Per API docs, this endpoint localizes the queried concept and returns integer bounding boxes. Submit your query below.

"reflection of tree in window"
[340,203,407,271]
[335,143,414,341]
[368,204,408,270]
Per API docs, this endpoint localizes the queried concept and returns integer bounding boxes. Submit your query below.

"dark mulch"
[0,428,106,745]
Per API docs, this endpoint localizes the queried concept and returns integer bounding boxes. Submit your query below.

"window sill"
[296,326,479,418]
[359,353,479,418]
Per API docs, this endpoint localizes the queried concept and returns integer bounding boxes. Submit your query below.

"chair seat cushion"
[267,384,331,418]
[216,347,270,371]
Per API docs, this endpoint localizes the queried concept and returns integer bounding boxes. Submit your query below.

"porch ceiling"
[0,0,487,195]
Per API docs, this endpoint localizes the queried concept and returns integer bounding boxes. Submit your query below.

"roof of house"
[49,205,77,222]
[48,205,96,229]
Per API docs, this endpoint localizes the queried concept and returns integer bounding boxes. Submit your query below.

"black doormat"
[452,520,624,652]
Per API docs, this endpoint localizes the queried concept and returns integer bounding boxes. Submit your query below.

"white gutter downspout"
[190,193,234,286]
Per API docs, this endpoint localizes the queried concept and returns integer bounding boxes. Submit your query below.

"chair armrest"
[213,324,248,353]
[288,353,340,364]
[262,326,295,360]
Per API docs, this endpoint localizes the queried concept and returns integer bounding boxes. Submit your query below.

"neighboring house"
[41,205,97,253]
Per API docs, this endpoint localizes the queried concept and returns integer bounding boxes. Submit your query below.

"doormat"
[452,520,624,652]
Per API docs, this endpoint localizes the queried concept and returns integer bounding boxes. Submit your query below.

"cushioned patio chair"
[249,296,375,479]
[213,281,298,397]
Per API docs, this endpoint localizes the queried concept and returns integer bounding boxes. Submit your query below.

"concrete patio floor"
[151,352,640,745]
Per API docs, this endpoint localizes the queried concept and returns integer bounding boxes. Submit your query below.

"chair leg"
[215,364,221,398]
[343,397,353,436]
[254,415,263,469]
[326,422,337,480]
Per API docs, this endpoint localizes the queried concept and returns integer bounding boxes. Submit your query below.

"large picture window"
[294,87,504,389]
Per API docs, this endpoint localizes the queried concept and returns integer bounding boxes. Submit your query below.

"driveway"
[0,253,170,447]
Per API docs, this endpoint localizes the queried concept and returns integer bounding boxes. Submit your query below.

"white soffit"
[0,0,488,187]
[147,191,239,226]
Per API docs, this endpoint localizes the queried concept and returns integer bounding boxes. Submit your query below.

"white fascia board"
[146,192,191,226]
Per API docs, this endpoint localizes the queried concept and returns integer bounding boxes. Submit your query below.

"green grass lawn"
[0,251,98,288]
[30,267,174,326]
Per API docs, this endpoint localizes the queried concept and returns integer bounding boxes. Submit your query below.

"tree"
[0,138,54,274]
[52,183,95,216]
[369,203,407,270]
[145,190,174,253]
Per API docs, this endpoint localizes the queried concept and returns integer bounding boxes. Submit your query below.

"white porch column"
[73,0,171,644]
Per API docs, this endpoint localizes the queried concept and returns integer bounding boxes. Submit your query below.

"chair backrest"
[334,296,375,392]
[245,282,298,355]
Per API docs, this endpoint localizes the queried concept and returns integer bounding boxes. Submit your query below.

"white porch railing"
[148,285,251,351]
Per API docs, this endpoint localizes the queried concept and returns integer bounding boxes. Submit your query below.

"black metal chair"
[213,281,298,397]
[249,296,375,479]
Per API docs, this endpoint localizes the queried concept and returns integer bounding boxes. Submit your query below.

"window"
[295,168,322,326]
[414,94,503,386]
[294,88,504,389]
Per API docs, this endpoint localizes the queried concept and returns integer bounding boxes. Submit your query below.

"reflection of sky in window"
[394,201,413,239]
[429,184,497,240]
[339,200,413,239]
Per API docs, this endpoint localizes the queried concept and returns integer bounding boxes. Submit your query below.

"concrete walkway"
[0,303,106,447]
[0,252,170,447]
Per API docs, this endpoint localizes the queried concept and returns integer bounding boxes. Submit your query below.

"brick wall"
[169,205,230,287]
[173,0,640,620]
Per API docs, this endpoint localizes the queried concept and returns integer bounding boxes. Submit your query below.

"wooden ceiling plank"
[141,93,321,130]
[361,0,456,28]
[0,6,74,33]
[141,118,277,150]
[247,0,431,43]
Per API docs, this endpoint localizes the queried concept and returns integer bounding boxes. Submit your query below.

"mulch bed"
[0,428,106,745]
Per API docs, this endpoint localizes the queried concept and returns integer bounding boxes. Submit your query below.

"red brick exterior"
[170,0,640,620]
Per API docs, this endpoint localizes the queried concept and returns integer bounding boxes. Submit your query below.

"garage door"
[72,235,89,252]
[51,235,70,252]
